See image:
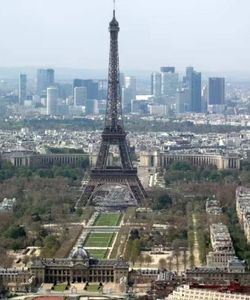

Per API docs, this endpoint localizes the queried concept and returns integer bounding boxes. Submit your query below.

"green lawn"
[88,248,109,259]
[84,232,115,248]
[85,284,102,292]
[53,283,67,291]
[94,213,122,226]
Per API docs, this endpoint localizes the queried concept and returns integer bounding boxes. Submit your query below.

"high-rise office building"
[46,87,58,115]
[98,80,108,100]
[160,67,175,73]
[122,87,133,112]
[120,73,125,88]
[184,67,202,112]
[37,69,55,96]
[151,72,162,97]
[74,87,87,106]
[208,77,225,105]
[86,99,98,115]
[73,79,98,100]
[161,67,178,99]
[125,76,136,99]
[176,87,190,114]
[19,74,27,105]
[121,76,136,113]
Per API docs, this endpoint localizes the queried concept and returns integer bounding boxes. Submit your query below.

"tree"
[167,256,173,271]
[130,240,141,266]
[153,192,173,210]
[5,225,26,239]
[172,239,181,274]
[137,255,145,267]
[158,258,167,270]
[144,254,152,267]
[171,161,192,171]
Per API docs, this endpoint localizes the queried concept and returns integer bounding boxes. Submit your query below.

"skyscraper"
[19,74,27,105]
[86,99,99,115]
[121,76,136,113]
[208,78,225,105]
[161,67,178,99]
[125,76,136,98]
[37,69,55,96]
[184,67,202,113]
[176,87,190,114]
[73,79,98,100]
[151,72,162,97]
[46,87,58,115]
[74,87,87,106]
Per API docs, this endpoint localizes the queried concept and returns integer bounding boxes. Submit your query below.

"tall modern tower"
[73,79,98,100]
[184,67,202,113]
[208,77,225,105]
[46,87,58,115]
[151,72,162,97]
[19,74,27,105]
[37,69,55,96]
[78,7,147,208]
[161,67,178,99]
[74,87,87,106]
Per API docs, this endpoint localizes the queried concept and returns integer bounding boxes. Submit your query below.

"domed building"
[30,246,128,285]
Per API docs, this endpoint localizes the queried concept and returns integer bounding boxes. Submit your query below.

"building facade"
[140,151,241,170]
[1,152,90,168]
[161,67,179,99]
[73,79,99,100]
[37,69,55,96]
[208,77,225,105]
[184,67,202,113]
[74,87,87,106]
[46,87,58,115]
[167,285,250,300]
[151,72,162,97]
[19,73,27,105]
[236,186,250,243]
[0,268,33,293]
[31,248,128,285]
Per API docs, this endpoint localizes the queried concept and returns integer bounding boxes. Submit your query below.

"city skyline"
[0,0,249,72]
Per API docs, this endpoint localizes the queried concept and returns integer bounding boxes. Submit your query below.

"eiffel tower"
[79,6,147,208]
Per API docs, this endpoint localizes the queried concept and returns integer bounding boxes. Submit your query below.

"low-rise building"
[236,186,250,243]
[186,262,248,285]
[206,223,235,268]
[0,268,33,293]
[206,199,222,216]
[167,284,250,300]
[140,151,240,170]
[30,247,129,285]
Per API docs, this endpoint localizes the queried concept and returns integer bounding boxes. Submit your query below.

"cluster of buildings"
[1,127,248,172]
[151,66,225,115]
[16,68,138,117]
[2,65,229,119]
[236,186,250,243]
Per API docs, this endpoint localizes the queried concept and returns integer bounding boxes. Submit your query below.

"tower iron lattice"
[78,9,147,208]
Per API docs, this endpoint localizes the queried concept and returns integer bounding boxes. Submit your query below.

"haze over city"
[0,0,250,73]
[1,1,250,299]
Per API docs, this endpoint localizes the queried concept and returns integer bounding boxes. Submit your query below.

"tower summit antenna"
[113,0,116,17]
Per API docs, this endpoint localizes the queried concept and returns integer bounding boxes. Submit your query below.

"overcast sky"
[0,0,249,73]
